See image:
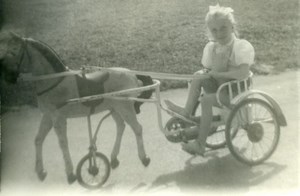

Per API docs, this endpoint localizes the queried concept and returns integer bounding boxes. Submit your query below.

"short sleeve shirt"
[201,37,255,69]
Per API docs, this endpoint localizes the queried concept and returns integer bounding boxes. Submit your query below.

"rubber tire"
[76,152,110,189]
[225,98,280,165]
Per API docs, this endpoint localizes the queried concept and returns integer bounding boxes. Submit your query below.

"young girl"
[165,4,255,155]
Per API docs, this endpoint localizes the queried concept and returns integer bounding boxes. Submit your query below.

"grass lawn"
[3,0,299,71]
[0,0,299,106]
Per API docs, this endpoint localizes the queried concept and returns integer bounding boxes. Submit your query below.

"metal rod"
[87,115,93,146]
[237,81,241,94]
[92,112,112,144]
[244,79,248,91]
[229,84,233,100]
[107,97,158,103]
[154,82,166,135]
[67,79,161,104]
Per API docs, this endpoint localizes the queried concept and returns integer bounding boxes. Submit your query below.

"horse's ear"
[9,32,23,41]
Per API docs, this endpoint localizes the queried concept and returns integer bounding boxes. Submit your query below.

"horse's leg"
[117,102,150,167]
[53,117,76,184]
[110,111,126,169]
[35,114,53,181]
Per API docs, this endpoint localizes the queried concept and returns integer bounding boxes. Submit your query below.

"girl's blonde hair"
[205,4,239,40]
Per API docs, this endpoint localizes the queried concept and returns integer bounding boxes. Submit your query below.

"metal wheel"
[192,102,227,149]
[226,98,280,165]
[205,125,227,149]
[76,152,110,189]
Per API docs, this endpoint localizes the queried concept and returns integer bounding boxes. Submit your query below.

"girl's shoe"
[164,100,188,117]
[181,140,205,157]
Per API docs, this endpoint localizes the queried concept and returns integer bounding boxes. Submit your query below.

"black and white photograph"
[0,0,299,195]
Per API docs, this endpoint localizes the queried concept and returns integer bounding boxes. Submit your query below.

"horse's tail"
[134,75,154,114]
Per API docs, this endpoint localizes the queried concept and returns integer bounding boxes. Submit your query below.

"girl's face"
[208,17,233,45]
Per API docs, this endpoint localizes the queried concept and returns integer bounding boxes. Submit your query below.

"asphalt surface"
[1,71,299,196]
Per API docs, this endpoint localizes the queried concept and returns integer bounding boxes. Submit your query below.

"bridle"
[1,38,28,83]
[13,38,65,96]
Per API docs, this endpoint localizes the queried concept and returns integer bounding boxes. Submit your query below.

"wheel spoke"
[258,142,266,153]
[251,142,255,159]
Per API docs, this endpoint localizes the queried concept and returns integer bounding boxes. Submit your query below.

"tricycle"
[2,34,286,189]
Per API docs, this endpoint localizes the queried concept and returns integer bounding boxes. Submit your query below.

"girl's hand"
[207,71,219,78]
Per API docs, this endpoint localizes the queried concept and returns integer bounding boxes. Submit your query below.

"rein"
[16,40,208,90]
[19,66,202,82]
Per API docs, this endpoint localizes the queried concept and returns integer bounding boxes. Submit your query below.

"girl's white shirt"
[201,35,255,69]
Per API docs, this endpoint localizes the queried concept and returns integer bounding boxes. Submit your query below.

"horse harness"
[17,38,110,111]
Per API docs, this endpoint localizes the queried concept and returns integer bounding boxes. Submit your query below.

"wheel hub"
[247,122,264,143]
[88,166,99,176]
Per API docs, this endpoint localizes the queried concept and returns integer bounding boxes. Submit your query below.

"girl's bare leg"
[181,91,230,155]
[181,94,215,155]
[198,94,215,146]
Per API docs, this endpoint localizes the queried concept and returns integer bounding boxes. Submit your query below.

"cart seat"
[76,71,110,108]
[216,72,253,108]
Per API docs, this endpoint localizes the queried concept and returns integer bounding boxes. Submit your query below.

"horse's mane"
[27,39,67,72]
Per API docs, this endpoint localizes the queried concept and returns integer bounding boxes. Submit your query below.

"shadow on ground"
[148,151,287,193]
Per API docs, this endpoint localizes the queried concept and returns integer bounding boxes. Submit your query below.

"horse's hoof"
[111,158,119,169]
[142,157,150,167]
[37,170,47,181]
[67,173,77,184]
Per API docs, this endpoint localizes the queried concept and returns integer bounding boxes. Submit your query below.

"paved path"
[1,71,299,195]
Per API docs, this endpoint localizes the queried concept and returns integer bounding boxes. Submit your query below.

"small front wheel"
[76,152,110,189]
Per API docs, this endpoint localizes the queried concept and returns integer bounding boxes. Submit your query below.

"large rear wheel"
[226,98,280,165]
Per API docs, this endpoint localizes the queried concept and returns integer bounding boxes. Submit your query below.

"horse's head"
[0,32,26,84]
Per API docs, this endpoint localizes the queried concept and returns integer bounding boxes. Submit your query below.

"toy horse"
[0,32,153,184]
